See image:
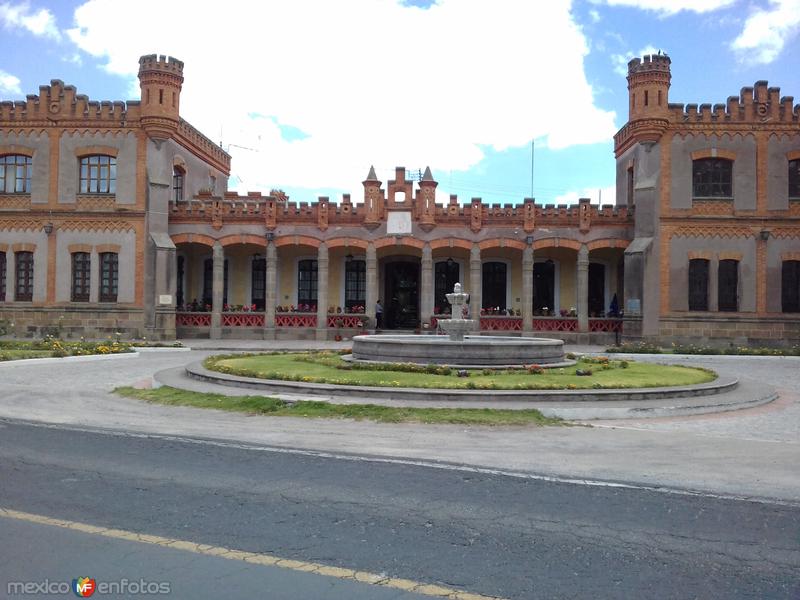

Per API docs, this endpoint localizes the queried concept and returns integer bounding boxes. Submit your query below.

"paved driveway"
[0,346,797,501]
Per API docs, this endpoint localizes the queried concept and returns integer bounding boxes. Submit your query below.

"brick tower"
[138,54,184,140]
[627,53,671,120]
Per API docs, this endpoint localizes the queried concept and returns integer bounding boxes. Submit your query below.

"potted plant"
[334,317,344,341]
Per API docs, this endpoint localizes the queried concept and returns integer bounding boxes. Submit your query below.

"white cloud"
[554,185,616,205]
[610,44,658,76]
[0,69,22,95]
[0,1,60,40]
[598,0,736,15]
[589,8,601,22]
[731,0,800,64]
[65,0,618,198]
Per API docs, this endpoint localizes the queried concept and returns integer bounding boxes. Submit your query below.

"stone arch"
[218,234,266,248]
[171,233,216,247]
[274,235,321,249]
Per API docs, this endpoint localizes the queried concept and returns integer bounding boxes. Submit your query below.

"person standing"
[375,299,383,329]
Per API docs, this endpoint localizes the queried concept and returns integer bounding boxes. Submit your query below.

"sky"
[1,0,798,206]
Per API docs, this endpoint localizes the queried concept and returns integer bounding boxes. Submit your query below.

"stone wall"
[658,315,800,347]
[0,306,147,339]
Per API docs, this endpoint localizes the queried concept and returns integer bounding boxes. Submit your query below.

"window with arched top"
[0,251,6,300]
[71,252,91,302]
[0,155,32,193]
[297,259,318,306]
[15,251,33,302]
[173,166,185,202]
[782,260,800,313]
[100,252,119,303]
[79,155,116,194]
[435,260,460,313]
[344,259,366,311]
[693,158,732,198]
[688,259,709,311]
[718,259,739,312]
[482,262,507,310]
[789,159,800,199]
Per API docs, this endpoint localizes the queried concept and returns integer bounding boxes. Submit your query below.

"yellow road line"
[0,507,504,600]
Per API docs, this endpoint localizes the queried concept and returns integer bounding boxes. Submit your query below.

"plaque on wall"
[159,294,173,305]
[626,298,641,315]
[387,211,412,235]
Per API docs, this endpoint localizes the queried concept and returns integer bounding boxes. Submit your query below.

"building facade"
[0,53,798,345]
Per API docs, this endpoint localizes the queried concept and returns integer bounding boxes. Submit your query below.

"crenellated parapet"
[616,70,800,156]
[667,81,799,124]
[176,119,231,174]
[169,180,633,234]
[0,79,139,125]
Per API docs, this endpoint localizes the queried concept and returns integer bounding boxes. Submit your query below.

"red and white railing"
[222,313,265,327]
[176,312,212,327]
[480,316,523,331]
[326,314,365,328]
[589,318,623,332]
[532,318,578,332]
[275,313,317,328]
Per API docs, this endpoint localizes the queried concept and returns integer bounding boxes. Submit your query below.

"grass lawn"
[204,352,716,390]
[115,386,563,426]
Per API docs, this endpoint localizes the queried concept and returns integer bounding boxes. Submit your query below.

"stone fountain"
[350,283,568,368]
[437,282,472,342]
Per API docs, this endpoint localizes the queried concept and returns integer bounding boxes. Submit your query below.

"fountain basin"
[351,334,569,367]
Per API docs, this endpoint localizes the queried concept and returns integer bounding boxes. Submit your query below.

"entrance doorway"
[588,263,606,317]
[533,260,555,315]
[384,261,419,329]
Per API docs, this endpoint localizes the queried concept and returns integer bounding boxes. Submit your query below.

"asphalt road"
[1,419,798,599]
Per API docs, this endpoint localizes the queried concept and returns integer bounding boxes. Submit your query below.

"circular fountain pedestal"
[351,334,567,367]
[352,284,568,367]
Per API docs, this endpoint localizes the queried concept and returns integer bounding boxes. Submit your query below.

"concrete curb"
[541,391,779,420]
[184,361,738,403]
[135,346,192,353]
[0,351,140,367]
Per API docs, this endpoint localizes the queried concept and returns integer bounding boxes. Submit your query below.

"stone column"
[577,244,589,333]
[469,243,482,331]
[210,241,224,339]
[264,238,277,339]
[522,244,534,333]
[365,242,377,329]
[420,243,434,328]
[315,242,329,341]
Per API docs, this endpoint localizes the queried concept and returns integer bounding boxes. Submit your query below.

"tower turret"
[138,54,184,140]
[627,53,671,121]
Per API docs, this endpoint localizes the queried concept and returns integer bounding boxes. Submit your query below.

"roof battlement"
[0,78,137,123]
[627,54,671,75]
[138,54,184,77]
[667,80,799,123]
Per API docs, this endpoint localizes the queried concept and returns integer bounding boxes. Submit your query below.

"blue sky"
[1,0,798,205]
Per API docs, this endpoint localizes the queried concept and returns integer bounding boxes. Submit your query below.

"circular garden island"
[202,351,716,392]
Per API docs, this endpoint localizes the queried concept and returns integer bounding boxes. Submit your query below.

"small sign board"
[159,294,173,305]
[626,298,641,315]
[386,211,412,235]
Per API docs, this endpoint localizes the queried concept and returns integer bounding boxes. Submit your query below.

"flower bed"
[0,337,134,360]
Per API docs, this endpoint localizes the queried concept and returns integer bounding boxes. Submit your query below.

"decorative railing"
[532,318,578,332]
[222,313,264,327]
[327,315,365,328]
[589,318,623,332]
[480,316,523,331]
[176,312,212,327]
[275,313,317,328]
